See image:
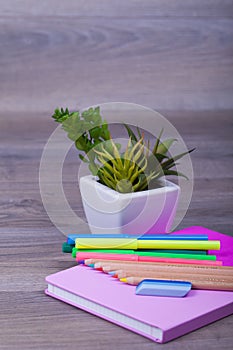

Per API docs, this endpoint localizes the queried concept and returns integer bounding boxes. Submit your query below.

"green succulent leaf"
[136,126,142,139]
[163,169,189,180]
[154,153,168,163]
[52,107,70,123]
[79,154,89,163]
[62,112,82,141]
[51,105,113,176]
[156,138,177,155]
[161,148,195,170]
[123,124,138,142]
[88,162,99,176]
[51,106,195,191]
[152,128,164,155]
[89,127,100,139]
[81,107,101,125]
[75,136,87,151]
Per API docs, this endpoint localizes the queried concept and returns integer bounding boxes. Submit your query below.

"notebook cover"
[171,226,233,266]
[45,265,233,343]
[45,227,233,343]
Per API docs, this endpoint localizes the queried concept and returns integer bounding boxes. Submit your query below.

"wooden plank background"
[0,0,233,111]
[0,1,233,349]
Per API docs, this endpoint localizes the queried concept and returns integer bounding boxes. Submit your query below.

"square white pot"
[80,175,180,234]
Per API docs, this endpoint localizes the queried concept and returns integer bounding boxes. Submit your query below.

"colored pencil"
[119,276,233,291]
[95,263,233,279]
[83,259,233,276]
[114,267,233,281]
[83,259,233,290]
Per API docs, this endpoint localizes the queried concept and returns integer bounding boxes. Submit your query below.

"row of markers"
[62,233,233,295]
[63,233,221,265]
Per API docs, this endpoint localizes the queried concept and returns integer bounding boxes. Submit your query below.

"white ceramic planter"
[80,175,180,235]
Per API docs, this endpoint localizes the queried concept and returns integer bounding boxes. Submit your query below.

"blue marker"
[67,233,208,245]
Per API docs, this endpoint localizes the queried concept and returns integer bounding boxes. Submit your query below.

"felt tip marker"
[75,238,220,251]
[72,247,216,261]
[67,233,209,245]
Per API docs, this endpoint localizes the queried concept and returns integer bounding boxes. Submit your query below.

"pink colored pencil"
[76,252,222,266]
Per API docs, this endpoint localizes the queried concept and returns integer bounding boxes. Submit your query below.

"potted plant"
[52,106,194,234]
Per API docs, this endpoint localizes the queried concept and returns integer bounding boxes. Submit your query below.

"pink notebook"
[171,226,233,266]
[45,227,233,343]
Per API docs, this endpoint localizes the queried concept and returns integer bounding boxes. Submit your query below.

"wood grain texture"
[0,1,233,349]
[1,0,233,17]
[0,1,233,111]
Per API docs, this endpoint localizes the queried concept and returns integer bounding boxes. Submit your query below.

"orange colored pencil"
[115,269,233,282]
[84,259,229,270]
[119,276,233,291]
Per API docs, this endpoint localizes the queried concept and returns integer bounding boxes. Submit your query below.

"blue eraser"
[135,279,192,297]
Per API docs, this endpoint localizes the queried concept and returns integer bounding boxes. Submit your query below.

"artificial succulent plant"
[52,106,194,193]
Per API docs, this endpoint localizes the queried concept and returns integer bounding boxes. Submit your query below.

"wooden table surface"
[0,1,233,349]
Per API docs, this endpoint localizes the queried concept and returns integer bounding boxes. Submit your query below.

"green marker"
[71,247,216,260]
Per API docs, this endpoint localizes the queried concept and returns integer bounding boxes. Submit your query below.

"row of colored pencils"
[78,259,233,291]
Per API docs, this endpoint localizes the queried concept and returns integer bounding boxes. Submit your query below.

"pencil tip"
[77,260,84,265]
[86,263,95,268]
[119,278,127,283]
[108,271,116,276]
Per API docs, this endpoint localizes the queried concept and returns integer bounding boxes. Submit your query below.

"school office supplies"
[88,260,233,290]
[119,275,233,291]
[144,249,207,254]
[76,252,222,266]
[72,248,215,261]
[62,242,74,253]
[90,260,233,278]
[72,247,208,257]
[173,226,233,266]
[67,233,209,245]
[135,279,192,297]
[45,265,233,343]
[75,238,220,250]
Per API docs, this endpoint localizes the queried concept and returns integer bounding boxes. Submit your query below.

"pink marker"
[76,252,222,266]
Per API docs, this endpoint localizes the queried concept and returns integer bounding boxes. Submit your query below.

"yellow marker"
[76,238,137,249]
[75,238,220,251]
